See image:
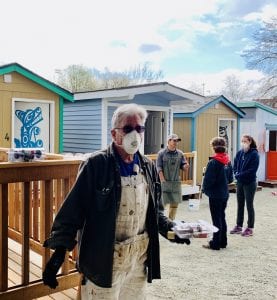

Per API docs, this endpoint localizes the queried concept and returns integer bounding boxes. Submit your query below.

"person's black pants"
[209,197,228,249]
[236,181,257,228]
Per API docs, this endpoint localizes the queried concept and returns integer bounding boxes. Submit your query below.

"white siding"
[240,108,277,181]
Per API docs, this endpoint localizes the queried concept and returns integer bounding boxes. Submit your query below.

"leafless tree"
[221,75,249,102]
[55,62,163,92]
[241,17,277,96]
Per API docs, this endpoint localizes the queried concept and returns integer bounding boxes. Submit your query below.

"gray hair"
[111,103,148,128]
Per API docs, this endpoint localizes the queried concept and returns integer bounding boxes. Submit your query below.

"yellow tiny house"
[173,96,245,184]
[0,63,73,153]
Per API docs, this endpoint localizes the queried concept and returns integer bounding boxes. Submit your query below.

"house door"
[266,130,277,180]
[218,119,236,161]
[13,100,52,152]
[144,111,165,154]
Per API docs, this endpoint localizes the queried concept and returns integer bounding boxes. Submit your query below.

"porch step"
[258,180,277,188]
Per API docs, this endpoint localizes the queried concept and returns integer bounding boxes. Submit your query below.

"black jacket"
[43,144,173,287]
[234,148,259,184]
[203,159,233,199]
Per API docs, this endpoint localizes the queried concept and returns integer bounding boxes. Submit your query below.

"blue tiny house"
[63,82,205,154]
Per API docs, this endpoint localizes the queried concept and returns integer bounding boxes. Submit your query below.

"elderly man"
[42,104,190,300]
[156,134,189,220]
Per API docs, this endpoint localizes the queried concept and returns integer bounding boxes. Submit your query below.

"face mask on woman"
[241,142,250,152]
[122,130,142,154]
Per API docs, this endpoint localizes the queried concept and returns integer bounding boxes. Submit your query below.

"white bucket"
[188,199,200,211]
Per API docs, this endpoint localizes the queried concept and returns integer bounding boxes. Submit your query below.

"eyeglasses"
[115,125,146,134]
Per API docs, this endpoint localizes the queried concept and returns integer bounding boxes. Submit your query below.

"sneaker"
[241,228,253,237]
[230,225,242,234]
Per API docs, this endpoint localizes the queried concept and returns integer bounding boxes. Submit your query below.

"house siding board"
[109,95,171,107]
[240,108,277,181]
[0,73,60,152]
[63,99,102,153]
[196,103,237,183]
[107,106,117,145]
[173,118,191,152]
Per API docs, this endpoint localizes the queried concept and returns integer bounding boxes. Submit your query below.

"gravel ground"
[147,187,277,300]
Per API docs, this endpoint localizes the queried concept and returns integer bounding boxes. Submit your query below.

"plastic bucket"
[188,199,200,211]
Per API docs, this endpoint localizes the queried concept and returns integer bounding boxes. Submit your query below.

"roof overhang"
[174,95,245,118]
[74,82,205,103]
[0,63,74,101]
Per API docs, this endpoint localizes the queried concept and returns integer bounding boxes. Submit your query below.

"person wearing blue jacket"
[230,134,259,237]
[202,137,233,250]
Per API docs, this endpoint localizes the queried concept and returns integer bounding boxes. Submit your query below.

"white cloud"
[243,4,277,22]
[1,0,276,87]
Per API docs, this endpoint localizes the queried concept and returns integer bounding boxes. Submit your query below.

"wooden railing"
[0,150,198,299]
[0,159,82,299]
[146,151,197,187]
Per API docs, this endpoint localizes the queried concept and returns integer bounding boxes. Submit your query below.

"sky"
[1,0,276,95]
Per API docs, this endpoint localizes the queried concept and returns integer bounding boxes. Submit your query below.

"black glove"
[174,235,191,245]
[43,247,66,289]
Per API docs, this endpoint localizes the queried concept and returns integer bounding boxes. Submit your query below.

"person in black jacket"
[202,137,233,250]
[230,134,259,237]
[42,103,189,299]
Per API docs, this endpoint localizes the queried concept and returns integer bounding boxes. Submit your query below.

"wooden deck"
[8,239,78,300]
[1,151,198,299]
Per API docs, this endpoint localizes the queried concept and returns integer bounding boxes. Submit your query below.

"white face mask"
[122,130,142,154]
[241,142,249,151]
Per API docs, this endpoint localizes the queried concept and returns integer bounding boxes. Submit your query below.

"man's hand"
[183,163,190,171]
[174,235,191,245]
[168,230,191,245]
[43,247,66,289]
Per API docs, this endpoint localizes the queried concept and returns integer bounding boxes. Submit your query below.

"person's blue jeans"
[209,197,228,249]
[236,181,257,228]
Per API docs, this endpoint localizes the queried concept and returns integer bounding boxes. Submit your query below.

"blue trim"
[194,96,245,117]
[237,101,277,116]
[237,116,241,149]
[174,113,194,118]
[173,95,245,119]
[266,123,277,130]
[59,97,64,153]
[191,118,196,151]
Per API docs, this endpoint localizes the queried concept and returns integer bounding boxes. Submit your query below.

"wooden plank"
[0,184,8,291]
[46,291,71,299]
[40,181,52,269]
[22,182,30,285]
[8,184,15,228]
[0,161,81,184]
[31,181,39,241]
[8,228,44,255]
[8,249,41,278]
[0,272,81,300]
[8,268,21,287]
[14,183,21,232]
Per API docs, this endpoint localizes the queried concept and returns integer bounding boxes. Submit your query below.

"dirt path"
[147,187,277,300]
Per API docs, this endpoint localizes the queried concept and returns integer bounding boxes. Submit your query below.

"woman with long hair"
[230,134,260,237]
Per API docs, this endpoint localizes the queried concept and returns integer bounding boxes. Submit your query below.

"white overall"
[81,172,149,300]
